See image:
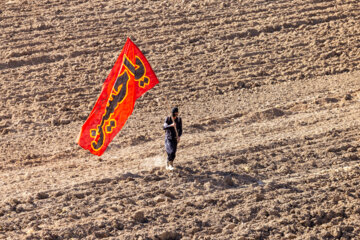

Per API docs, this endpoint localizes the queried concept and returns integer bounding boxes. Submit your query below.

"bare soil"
[0,0,360,239]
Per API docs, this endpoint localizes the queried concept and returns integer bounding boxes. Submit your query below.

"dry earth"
[1,0,360,239]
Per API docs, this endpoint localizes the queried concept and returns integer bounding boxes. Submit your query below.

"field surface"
[1,0,360,239]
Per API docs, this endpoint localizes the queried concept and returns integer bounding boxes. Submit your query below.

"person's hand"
[177,137,180,143]
[169,123,175,127]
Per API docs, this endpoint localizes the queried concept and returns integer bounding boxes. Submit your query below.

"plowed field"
[1,0,360,239]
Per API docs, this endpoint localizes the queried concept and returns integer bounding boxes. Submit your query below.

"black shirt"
[163,116,182,141]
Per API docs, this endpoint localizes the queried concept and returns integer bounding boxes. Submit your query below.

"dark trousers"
[165,139,177,162]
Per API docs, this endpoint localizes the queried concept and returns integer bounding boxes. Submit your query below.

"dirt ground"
[1,0,360,239]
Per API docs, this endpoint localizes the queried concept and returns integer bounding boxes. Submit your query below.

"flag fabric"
[78,38,159,156]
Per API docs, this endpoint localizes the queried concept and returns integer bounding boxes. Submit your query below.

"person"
[163,107,182,170]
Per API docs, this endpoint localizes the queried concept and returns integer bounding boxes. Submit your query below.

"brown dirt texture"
[1,0,360,239]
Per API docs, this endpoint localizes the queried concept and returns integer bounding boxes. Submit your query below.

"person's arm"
[177,118,183,137]
[163,117,174,130]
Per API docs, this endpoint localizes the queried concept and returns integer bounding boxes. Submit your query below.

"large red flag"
[78,38,159,156]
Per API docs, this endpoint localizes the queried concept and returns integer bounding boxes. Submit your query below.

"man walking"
[163,107,182,170]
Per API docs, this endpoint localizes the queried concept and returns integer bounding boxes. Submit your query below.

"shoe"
[166,161,174,170]
[168,161,174,170]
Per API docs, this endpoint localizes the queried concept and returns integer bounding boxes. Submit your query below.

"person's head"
[172,107,179,118]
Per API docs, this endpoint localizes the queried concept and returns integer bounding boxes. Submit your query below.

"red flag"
[78,38,159,156]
